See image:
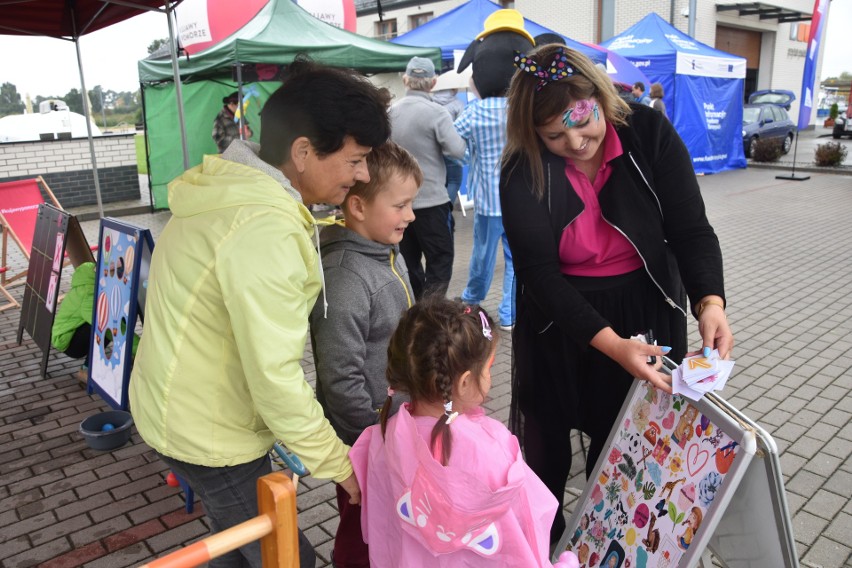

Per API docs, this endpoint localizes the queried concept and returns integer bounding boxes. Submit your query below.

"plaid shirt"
[212,107,248,153]
[454,97,507,217]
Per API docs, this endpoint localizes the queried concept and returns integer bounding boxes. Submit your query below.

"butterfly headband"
[513,46,576,91]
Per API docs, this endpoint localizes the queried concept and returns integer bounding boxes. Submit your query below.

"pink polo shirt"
[559,122,643,276]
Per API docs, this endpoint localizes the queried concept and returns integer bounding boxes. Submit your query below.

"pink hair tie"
[387,387,395,397]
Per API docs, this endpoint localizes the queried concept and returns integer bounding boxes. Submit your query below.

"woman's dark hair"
[259,56,391,167]
[379,296,496,466]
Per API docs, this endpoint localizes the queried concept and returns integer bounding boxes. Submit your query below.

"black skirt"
[510,268,687,442]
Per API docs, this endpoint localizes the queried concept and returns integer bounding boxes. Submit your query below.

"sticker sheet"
[560,382,739,568]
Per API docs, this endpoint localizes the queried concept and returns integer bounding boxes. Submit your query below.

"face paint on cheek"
[593,103,600,122]
[562,99,595,128]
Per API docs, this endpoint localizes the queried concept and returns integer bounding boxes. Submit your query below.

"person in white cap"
[390,56,466,300]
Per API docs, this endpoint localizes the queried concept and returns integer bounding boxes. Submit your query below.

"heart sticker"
[662,411,675,430]
[687,443,710,476]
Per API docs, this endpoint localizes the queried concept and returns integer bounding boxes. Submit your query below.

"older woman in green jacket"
[129,59,392,568]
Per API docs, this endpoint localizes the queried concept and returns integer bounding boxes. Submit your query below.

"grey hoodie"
[309,224,413,445]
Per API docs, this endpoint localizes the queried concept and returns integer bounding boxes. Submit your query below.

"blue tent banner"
[603,13,747,174]
[676,75,746,173]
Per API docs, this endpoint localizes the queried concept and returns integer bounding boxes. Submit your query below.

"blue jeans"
[156,452,316,568]
[460,214,516,326]
[445,158,463,205]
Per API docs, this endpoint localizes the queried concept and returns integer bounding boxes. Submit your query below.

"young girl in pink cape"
[350,297,578,567]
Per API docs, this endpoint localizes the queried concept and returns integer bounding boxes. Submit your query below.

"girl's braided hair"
[379,296,496,465]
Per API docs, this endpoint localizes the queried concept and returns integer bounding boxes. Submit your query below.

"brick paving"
[1,146,850,567]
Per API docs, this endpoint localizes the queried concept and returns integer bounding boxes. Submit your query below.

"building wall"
[355,0,467,38]
[0,135,140,208]
[715,0,816,126]
[514,0,598,43]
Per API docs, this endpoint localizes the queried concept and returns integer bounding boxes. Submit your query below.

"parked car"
[748,89,796,111]
[742,104,796,157]
[832,105,852,139]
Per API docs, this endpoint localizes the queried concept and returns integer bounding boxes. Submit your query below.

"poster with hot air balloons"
[88,218,155,410]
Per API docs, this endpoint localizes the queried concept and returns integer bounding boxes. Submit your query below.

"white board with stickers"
[554,379,758,568]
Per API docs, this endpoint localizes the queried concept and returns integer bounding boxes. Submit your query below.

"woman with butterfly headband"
[500,44,734,543]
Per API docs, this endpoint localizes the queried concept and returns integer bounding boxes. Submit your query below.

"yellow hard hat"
[475,9,535,44]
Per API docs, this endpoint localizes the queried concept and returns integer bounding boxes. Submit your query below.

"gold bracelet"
[696,298,725,317]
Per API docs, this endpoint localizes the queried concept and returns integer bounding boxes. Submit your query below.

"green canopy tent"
[139,0,440,209]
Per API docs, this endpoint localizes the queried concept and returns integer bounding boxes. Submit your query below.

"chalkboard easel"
[16,204,95,378]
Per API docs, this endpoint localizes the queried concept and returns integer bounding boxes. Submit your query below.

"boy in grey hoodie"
[309,142,422,568]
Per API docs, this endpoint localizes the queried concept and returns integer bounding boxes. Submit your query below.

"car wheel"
[748,136,758,157]
[782,133,793,154]
[833,128,842,139]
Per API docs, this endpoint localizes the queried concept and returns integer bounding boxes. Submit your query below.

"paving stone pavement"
[0,164,850,568]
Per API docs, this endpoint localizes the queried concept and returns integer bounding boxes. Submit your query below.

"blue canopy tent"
[602,13,747,174]
[390,0,605,67]
[584,42,650,87]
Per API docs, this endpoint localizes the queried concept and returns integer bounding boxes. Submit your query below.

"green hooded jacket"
[51,262,96,352]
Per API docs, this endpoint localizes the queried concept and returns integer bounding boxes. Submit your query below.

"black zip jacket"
[500,103,725,347]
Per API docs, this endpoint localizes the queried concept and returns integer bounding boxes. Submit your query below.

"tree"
[823,71,852,84]
[147,38,169,54]
[118,91,134,108]
[103,89,118,109]
[63,88,83,114]
[0,82,25,117]
[89,85,104,113]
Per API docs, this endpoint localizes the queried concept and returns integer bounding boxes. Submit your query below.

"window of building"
[409,13,433,30]
[375,18,398,40]
[789,22,810,43]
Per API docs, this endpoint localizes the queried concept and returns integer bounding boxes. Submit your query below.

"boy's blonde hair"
[342,142,423,214]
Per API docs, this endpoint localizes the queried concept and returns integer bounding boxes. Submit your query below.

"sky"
[0,0,850,99]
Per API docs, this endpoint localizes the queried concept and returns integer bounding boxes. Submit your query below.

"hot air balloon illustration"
[124,245,135,276]
[97,291,109,335]
[103,233,112,264]
[116,257,125,280]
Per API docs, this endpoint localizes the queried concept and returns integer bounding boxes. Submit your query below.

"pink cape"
[350,404,559,567]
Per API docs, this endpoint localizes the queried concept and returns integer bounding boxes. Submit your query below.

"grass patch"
[135,134,148,175]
